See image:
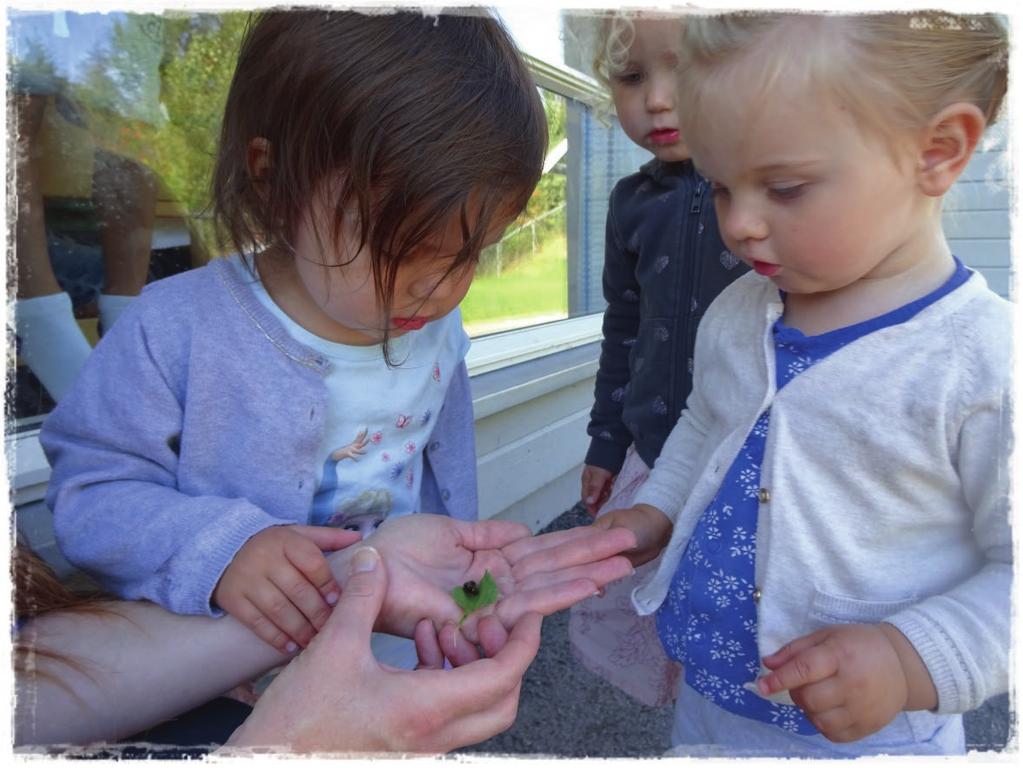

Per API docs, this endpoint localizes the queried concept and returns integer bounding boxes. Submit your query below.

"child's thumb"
[323,546,387,646]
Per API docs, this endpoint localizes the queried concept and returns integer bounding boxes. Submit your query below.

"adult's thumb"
[324,546,387,645]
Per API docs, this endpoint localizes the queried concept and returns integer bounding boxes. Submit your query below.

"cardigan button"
[757,488,771,504]
[753,588,762,603]
[441,489,451,502]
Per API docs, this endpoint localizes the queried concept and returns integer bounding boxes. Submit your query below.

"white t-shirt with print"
[237,255,470,532]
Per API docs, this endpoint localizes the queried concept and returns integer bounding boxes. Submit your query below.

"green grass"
[461,234,568,335]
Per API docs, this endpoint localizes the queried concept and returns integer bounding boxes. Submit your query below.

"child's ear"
[915,103,986,197]
[247,137,272,185]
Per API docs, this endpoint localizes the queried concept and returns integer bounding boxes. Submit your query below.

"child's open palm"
[757,623,937,743]
[213,525,362,653]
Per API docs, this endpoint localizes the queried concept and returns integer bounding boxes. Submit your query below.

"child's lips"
[752,260,780,277]
[649,128,680,146]
[392,316,429,330]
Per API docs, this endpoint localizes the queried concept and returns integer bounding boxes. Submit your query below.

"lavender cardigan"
[41,258,478,616]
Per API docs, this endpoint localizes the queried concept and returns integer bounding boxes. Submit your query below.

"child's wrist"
[878,622,938,712]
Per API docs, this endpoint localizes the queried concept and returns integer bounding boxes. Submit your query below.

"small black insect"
[462,580,479,596]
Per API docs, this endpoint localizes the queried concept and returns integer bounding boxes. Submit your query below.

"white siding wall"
[944,121,1013,298]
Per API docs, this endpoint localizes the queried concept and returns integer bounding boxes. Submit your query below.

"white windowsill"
[466,313,602,376]
[10,315,604,502]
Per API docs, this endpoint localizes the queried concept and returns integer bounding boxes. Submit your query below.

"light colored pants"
[669,679,966,758]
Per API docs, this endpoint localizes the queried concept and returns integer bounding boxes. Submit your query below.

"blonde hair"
[677,12,1008,154]
[592,11,636,91]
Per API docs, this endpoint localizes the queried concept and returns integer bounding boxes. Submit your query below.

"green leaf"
[451,570,500,626]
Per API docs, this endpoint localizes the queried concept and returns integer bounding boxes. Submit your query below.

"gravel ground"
[462,506,1015,758]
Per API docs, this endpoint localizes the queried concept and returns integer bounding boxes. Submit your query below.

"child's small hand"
[757,623,935,743]
[580,465,615,516]
[214,525,362,653]
[591,503,672,566]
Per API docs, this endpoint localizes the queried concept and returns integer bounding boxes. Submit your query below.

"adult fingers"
[440,615,511,663]
[486,610,543,675]
[508,527,636,578]
[322,546,387,650]
[439,622,482,666]
[758,642,839,696]
[414,618,445,670]
[476,614,511,658]
[420,612,542,750]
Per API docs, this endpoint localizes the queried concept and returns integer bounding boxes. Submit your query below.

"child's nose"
[721,202,768,244]
[645,74,674,113]
[409,275,448,301]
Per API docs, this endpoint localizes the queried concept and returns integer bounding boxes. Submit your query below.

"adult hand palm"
[329,514,636,643]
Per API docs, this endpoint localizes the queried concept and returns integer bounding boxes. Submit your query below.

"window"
[7,9,646,431]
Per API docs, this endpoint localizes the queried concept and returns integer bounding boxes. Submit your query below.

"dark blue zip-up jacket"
[585,158,749,474]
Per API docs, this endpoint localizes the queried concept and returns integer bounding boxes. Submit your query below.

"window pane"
[462,85,651,337]
[7,9,647,428]
[461,89,569,336]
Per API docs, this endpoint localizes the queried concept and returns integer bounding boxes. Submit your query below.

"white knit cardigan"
[633,269,1013,715]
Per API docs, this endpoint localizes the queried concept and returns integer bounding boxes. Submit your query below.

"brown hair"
[12,545,115,684]
[676,12,1008,159]
[211,8,547,348]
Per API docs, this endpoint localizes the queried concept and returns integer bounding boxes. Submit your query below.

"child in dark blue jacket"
[570,11,747,706]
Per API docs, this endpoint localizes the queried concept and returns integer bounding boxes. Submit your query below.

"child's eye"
[769,184,807,200]
[614,70,644,86]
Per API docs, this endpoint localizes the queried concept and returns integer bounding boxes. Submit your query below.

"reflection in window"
[8,10,646,427]
[8,11,246,427]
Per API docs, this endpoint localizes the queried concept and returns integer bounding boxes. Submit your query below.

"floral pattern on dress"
[655,406,816,734]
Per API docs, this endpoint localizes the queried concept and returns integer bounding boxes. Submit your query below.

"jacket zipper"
[669,179,705,422]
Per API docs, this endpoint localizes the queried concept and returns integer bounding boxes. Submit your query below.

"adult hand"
[223,546,542,754]
[581,464,614,516]
[327,514,636,645]
[757,622,936,743]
